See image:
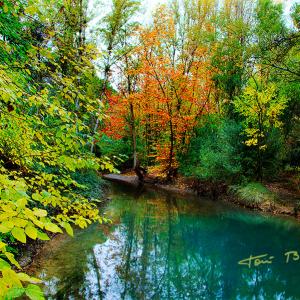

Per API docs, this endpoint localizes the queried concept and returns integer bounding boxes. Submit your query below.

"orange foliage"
[103,6,215,173]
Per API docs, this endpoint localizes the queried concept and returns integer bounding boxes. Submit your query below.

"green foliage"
[96,135,131,169]
[179,116,243,183]
[100,0,140,45]
[231,182,276,206]
[97,135,131,160]
[255,0,285,47]
[0,0,116,298]
[72,170,109,201]
[211,17,251,103]
[291,4,300,29]
[241,128,285,179]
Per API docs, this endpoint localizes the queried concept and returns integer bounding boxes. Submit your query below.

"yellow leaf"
[2,268,22,287]
[45,222,62,233]
[24,5,39,15]
[11,227,26,243]
[16,198,27,209]
[33,208,47,217]
[25,225,37,240]
[12,218,28,228]
[2,221,14,229]
[17,272,42,283]
[31,218,44,229]
[4,252,20,269]
[62,222,73,237]
[0,224,11,233]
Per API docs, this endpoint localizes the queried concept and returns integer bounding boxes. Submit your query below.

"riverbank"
[103,172,300,219]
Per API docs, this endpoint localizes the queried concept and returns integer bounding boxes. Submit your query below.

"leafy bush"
[179,115,243,183]
[96,135,131,158]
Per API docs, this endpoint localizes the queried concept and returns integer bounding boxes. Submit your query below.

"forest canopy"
[101,0,299,183]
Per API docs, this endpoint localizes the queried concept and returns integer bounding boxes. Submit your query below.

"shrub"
[178,115,243,183]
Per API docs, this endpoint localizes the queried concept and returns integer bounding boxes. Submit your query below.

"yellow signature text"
[238,254,274,268]
[238,250,300,268]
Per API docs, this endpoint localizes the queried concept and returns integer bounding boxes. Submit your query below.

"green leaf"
[0,258,11,270]
[37,231,50,241]
[25,225,38,240]
[11,227,26,243]
[25,284,45,300]
[62,222,73,237]
[4,287,25,299]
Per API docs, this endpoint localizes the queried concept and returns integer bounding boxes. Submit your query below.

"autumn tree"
[103,4,215,180]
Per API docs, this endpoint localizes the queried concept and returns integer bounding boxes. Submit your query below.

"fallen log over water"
[102,174,140,186]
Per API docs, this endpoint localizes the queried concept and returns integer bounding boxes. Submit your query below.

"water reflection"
[29,184,300,300]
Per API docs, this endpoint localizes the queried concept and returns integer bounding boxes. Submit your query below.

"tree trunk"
[167,118,175,181]
[129,102,137,170]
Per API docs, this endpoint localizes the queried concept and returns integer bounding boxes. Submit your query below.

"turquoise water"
[29,183,300,299]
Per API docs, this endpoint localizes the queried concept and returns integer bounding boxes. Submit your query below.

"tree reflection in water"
[30,184,300,300]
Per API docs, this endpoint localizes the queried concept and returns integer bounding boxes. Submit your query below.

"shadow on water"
[28,183,300,300]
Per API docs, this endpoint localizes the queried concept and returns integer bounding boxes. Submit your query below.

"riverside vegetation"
[0,0,299,299]
[100,0,299,206]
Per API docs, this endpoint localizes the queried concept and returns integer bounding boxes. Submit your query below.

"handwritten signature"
[238,251,300,268]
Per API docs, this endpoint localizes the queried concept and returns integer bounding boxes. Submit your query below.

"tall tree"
[91,0,140,152]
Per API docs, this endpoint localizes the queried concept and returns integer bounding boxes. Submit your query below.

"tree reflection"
[31,185,300,299]
[97,187,300,300]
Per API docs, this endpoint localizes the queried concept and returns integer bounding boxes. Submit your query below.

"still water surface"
[29,183,300,299]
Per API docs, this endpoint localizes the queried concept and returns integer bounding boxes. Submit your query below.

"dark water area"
[29,183,300,299]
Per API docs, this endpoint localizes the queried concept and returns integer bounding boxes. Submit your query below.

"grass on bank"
[230,182,277,207]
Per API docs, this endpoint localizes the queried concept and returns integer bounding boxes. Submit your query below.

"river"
[28,182,300,299]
